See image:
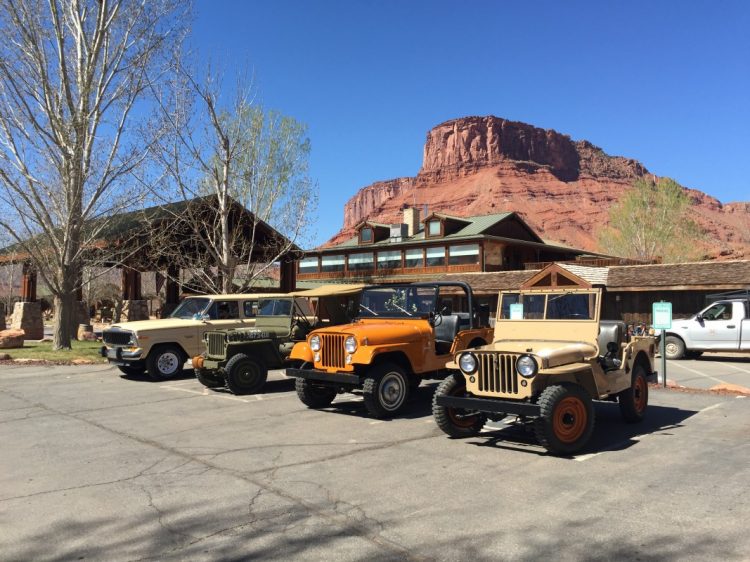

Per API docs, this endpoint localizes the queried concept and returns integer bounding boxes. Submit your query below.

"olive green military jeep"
[193,285,363,395]
[433,282,656,455]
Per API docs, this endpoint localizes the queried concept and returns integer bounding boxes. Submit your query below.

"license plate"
[106,348,119,359]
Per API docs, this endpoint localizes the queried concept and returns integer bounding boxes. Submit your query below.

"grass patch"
[1,340,106,363]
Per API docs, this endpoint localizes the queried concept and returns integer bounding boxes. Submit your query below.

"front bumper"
[435,395,541,417]
[286,367,363,386]
[101,345,143,364]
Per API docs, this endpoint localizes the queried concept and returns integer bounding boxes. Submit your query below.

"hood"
[312,319,431,346]
[108,318,200,333]
[482,340,598,366]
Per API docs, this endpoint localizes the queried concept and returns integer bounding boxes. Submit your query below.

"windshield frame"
[357,285,438,319]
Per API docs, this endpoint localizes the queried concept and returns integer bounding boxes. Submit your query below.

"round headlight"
[310,335,321,352]
[344,336,357,353]
[516,355,538,378]
[458,352,478,374]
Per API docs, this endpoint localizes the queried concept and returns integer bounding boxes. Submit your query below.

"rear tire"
[618,363,648,423]
[296,378,336,408]
[196,368,225,389]
[362,362,410,418]
[534,384,594,455]
[432,373,487,438]
[664,336,685,360]
[146,345,186,381]
[224,353,268,395]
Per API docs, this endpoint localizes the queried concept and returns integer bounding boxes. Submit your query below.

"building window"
[377,250,402,270]
[299,257,319,274]
[426,246,446,267]
[321,255,345,272]
[448,244,480,265]
[348,252,374,271]
[427,220,442,237]
[404,248,424,268]
[360,227,373,243]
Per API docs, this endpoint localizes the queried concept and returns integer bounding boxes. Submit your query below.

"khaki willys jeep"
[287,282,493,418]
[433,268,656,455]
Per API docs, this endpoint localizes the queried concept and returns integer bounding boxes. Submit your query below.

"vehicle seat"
[435,315,460,355]
[598,320,626,371]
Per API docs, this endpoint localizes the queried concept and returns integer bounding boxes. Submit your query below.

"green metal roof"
[324,212,516,251]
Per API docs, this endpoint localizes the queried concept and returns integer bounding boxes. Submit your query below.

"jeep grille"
[206,332,226,357]
[320,334,346,369]
[477,353,520,395]
[103,330,132,346]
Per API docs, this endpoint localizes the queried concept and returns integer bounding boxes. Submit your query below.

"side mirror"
[695,313,703,322]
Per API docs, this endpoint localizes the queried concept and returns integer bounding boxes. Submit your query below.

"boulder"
[0,329,25,349]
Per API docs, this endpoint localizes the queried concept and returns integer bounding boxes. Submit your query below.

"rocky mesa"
[327,116,750,260]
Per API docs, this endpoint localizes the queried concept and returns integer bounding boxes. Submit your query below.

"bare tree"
[151,66,317,294]
[0,0,188,349]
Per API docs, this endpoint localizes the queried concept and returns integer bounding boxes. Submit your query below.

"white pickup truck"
[660,299,750,359]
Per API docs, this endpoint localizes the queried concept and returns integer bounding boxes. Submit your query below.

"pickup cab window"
[702,303,731,321]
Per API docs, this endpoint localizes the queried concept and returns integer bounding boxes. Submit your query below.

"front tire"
[618,364,648,423]
[664,336,686,360]
[432,373,487,438]
[224,353,268,395]
[146,345,186,381]
[363,362,410,418]
[296,378,337,408]
[534,384,594,455]
[196,368,225,389]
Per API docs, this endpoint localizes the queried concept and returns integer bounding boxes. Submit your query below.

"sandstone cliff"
[328,116,749,260]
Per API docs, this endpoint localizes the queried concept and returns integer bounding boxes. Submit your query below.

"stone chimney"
[403,207,421,237]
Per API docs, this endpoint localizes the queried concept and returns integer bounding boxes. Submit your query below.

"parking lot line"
[668,361,728,384]
[159,385,250,403]
[724,363,750,375]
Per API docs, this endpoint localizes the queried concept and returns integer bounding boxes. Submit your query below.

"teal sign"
[652,302,672,330]
[509,303,524,320]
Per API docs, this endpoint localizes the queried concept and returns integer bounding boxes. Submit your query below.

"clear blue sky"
[194,0,749,246]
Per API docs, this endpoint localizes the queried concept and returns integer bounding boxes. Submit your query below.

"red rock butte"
[325,116,749,260]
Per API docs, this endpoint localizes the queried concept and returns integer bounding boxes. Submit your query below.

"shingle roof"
[607,260,750,289]
[558,263,610,286]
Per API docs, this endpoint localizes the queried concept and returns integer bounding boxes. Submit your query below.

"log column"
[161,264,181,318]
[279,259,296,293]
[120,268,148,321]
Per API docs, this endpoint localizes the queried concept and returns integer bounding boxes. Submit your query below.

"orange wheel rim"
[634,375,647,413]
[553,397,587,443]
[448,385,479,428]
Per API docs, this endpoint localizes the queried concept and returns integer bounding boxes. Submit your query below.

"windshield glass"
[169,298,210,319]
[258,299,293,316]
[499,292,596,320]
[358,285,437,318]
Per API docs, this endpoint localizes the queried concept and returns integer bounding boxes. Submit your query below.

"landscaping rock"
[0,329,25,349]
[0,352,10,360]
[71,358,94,365]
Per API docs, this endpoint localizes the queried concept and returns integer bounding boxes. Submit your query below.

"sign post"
[652,301,672,388]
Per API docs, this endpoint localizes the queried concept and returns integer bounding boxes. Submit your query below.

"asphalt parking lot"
[661,353,750,391]
[2,362,750,561]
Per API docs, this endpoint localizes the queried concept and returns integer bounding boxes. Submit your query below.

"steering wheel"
[432,311,443,327]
